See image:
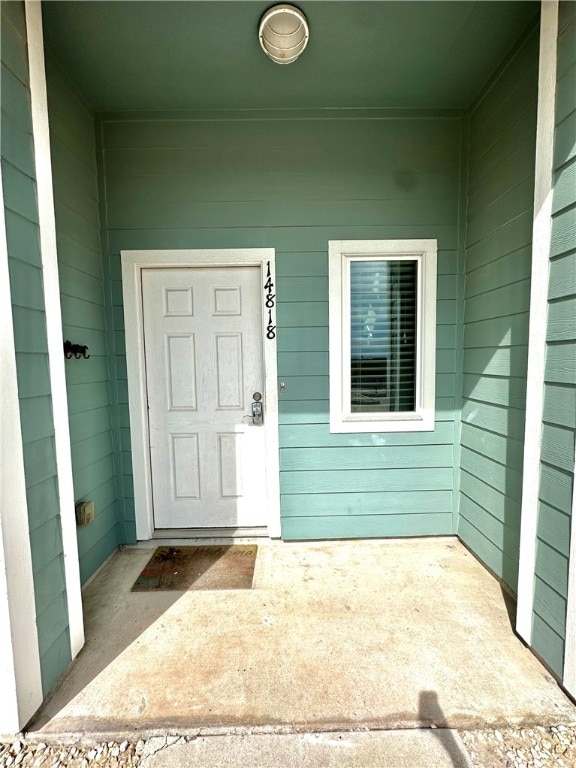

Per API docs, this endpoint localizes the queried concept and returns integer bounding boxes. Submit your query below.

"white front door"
[142,267,267,529]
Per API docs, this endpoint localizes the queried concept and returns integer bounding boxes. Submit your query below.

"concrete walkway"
[30,538,575,743]
[139,730,473,767]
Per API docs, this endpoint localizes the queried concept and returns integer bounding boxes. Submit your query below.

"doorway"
[121,249,280,540]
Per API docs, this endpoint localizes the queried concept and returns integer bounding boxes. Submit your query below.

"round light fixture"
[259,4,309,65]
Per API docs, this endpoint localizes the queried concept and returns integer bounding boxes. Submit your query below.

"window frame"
[328,239,437,433]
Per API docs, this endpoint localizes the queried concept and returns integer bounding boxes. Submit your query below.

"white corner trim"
[563,443,576,698]
[121,249,281,540]
[0,168,43,732]
[516,0,559,644]
[25,1,84,657]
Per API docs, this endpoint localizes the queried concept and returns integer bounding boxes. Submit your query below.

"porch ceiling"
[41,1,539,113]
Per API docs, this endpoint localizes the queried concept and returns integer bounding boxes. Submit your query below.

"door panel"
[142,267,266,529]
[215,333,243,408]
[166,335,197,409]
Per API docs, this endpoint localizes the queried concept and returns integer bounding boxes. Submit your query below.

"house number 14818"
[265,262,276,340]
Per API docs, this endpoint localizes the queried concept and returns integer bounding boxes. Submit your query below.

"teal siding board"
[46,56,120,585]
[458,517,519,591]
[458,27,539,595]
[532,1,576,680]
[532,613,566,681]
[1,1,71,694]
[100,114,461,540]
[107,225,459,254]
[281,514,453,541]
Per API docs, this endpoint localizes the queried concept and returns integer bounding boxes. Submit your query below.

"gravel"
[460,724,576,768]
[0,738,144,767]
[1,725,576,767]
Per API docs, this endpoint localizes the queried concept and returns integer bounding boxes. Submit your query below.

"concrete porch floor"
[30,538,575,738]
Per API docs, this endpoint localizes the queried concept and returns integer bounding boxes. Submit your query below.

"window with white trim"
[328,240,437,433]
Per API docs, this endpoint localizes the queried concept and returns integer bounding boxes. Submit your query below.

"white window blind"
[350,259,417,415]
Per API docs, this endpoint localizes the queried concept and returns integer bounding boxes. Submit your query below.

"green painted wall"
[1,0,71,694]
[46,55,120,584]
[100,113,462,540]
[458,27,539,592]
[531,0,576,679]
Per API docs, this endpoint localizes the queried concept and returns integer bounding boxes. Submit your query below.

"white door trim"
[516,0,559,644]
[24,0,84,659]
[121,249,281,540]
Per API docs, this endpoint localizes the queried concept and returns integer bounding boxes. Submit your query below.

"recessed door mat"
[131,545,258,592]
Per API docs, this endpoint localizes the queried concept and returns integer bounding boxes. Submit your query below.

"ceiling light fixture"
[259,4,309,65]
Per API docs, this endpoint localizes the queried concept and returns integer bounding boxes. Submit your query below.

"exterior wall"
[531,0,576,678]
[458,27,539,592]
[99,114,462,540]
[1,1,71,694]
[46,55,120,584]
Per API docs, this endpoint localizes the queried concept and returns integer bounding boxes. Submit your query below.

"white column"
[25,1,84,656]
[0,171,43,734]
[516,0,559,643]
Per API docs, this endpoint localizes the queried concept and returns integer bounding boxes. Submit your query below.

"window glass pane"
[350,259,417,413]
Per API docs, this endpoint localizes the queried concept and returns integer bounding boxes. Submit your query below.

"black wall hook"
[64,340,90,359]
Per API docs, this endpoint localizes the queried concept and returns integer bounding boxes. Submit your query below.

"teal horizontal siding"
[458,26,538,594]
[537,501,571,557]
[281,490,453,518]
[4,208,41,264]
[281,468,453,495]
[106,198,458,230]
[281,513,453,541]
[103,119,460,151]
[532,1,576,680]
[460,423,524,468]
[101,113,461,540]
[460,447,522,503]
[460,470,521,524]
[26,477,60,532]
[460,495,520,556]
[280,421,454,448]
[463,313,530,349]
[458,517,519,591]
[1,2,71,695]
[543,382,576,427]
[533,576,566,640]
[46,56,120,581]
[278,398,455,426]
[107,224,460,254]
[107,169,458,205]
[462,373,527,409]
[464,246,532,299]
[281,445,453,471]
[461,401,526,441]
[2,160,39,223]
[532,614,565,680]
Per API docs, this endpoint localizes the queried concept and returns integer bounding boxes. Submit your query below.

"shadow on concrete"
[28,548,188,729]
[419,691,470,768]
[28,540,576,738]
[500,585,518,632]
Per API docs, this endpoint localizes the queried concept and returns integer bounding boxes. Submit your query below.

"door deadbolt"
[251,392,263,424]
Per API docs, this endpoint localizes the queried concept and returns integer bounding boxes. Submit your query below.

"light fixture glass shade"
[259,5,309,65]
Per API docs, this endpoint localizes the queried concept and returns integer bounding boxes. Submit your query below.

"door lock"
[251,392,263,424]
